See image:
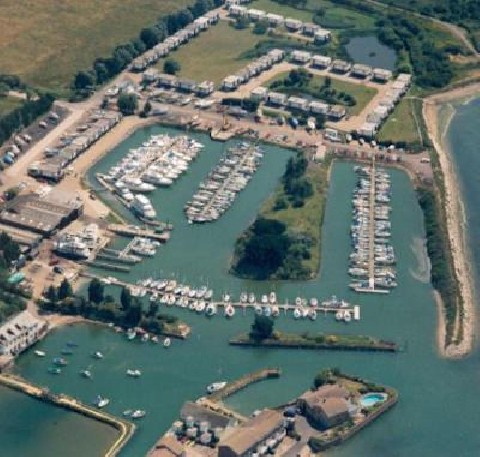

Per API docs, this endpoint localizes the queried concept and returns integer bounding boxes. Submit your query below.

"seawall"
[0,373,135,457]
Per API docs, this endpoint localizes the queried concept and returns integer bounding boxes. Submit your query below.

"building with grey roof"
[218,409,284,457]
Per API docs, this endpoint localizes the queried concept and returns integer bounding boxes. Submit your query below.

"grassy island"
[231,153,330,280]
[230,331,398,352]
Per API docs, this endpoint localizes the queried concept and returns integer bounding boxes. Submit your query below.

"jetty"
[349,163,397,294]
[209,367,281,402]
[107,224,170,242]
[0,373,135,457]
[229,334,398,353]
[85,275,361,320]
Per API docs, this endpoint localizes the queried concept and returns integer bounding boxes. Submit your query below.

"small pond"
[346,36,397,70]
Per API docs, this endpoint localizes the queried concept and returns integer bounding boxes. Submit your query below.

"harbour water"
[4,121,480,456]
[346,36,397,71]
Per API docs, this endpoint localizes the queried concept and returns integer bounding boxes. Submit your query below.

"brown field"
[0,0,194,92]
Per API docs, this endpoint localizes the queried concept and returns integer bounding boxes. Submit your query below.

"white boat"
[131,194,157,219]
[343,310,352,322]
[223,293,231,303]
[163,338,171,348]
[336,310,344,321]
[295,297,302,306]
[127,329,136,340]
[254,305,263,316]
[131,410,146,419]
[261,295,268,304]
[271,305,280,317]
[248,293,255,304]
[224,305,235,318]
[196,301,206,313]
[92,351,104,359]
[94,396,110,408]
[309,298,318,308]
[206,381,227,394]
[34,350,46,357]
[269,292,277,304]
[80,369,92,379]
[264,306,272,317]
[309,309,317,321]
[141,333,149,342]
[151,336,159,344]
[206,303,217,316]
[240,292,248,303]
[293,308,302,319]
[127,369,142,377]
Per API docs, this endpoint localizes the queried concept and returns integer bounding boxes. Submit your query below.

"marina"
[6,157,462,457]
[184,142,263,224]
[97,133,204,222]
[349,163,397,294]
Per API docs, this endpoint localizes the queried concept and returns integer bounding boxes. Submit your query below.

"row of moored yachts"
[100,134,204,220]
[184,142,263,224]
[124,278,356,322]
[349,166,397,293]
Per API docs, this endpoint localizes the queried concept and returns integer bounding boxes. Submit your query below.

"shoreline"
[423,82,480,358]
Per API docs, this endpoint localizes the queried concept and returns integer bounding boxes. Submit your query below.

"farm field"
[156,22,263,85]
[377,98,422,145]
[0,0,195,93]
[266,72,378,116]
[0,96,24,116]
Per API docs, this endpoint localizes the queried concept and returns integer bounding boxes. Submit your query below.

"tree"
[314,369,332,388]
[253,20,268,34]
[117,93,138,116]
[73,71,96,90]
[144,100,152,114]
[140,27,161,49]
[88,278,104,304]
[57,278,73,300]
[124,302,142,327]
[249,315,274,341]
[163,59,181,75]
[120,286,132,311]
[46,285,57,304]
[0,232,20,264]
[234,16,250,30]
[147,301,159,318]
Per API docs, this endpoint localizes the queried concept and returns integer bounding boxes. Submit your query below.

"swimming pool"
[360,392,388,407]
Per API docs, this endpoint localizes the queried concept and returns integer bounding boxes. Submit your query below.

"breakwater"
[0,373,135,457]
[229,335,398,352]
[208,367,281,402]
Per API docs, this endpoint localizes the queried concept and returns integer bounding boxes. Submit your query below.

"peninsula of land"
[423,81,480,358]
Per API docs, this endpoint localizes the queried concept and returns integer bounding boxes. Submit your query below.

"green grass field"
[377,98,422,144]
[156,22,263,85]
[0,96,24,116]
[0,0,194,92]
[260,162,329,276]
[266,72,378,116]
